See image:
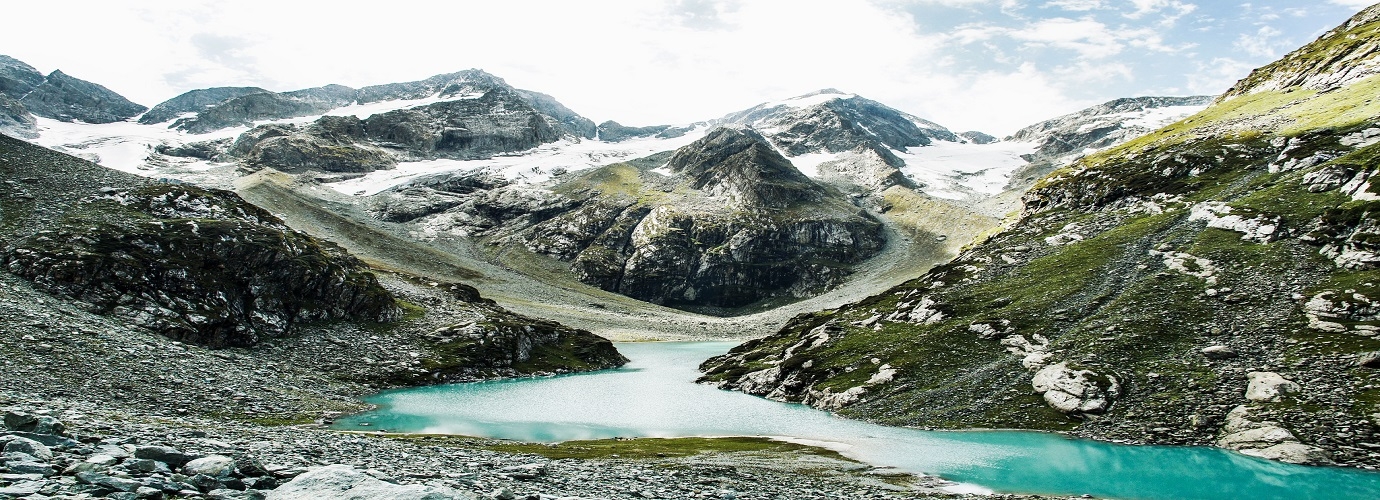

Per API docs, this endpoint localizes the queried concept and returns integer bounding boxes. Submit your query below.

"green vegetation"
[485,436,849,461]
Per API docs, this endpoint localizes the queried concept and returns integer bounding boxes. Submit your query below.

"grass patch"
[484,436,849,461]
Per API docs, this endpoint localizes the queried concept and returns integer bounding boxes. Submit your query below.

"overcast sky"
[2,0,1374,135]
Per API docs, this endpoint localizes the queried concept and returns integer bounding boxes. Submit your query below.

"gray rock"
[76,471,143,492]
[136,486,166,499]
[6,460,55,476]
[183,455,238,478]
[1202,345,1238,359]
[3,436,52,460]
[1245,372,1301,402]
[19,69,147,124]
[0,480,44,496]
[1359,351,1380,368]
[208,488,267,500]
[127,458,172,473]
[267,464,476,499]
[132,445,192,466]
[139,86,270,125]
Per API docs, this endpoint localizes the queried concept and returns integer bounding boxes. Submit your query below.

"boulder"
[133,445,192,466]
[1217,405,1333,465]
[184,455,238,478]
[1201,345,1238,360]
[3,436,52,461]
[266,464,476,499]
[1358,351,1380,368]
[1245,372,1300,402]
[1031,362,1119,414]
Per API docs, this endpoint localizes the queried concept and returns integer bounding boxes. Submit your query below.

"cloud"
[1329,0,1378,9]
[1125,0,1198,25]
[1234,26,1287,58]
[1186,57,1258,95]
[1008,17,1126,58]
[1044,0,1105,11]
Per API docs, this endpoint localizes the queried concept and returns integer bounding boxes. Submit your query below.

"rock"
[1358,351,1380,368]
[0,480,43,497]
[1245,372,1301,402]
[1031,362,1120,414]
[77,471,143,492]
[139,86,270,125]
[19,69,147,124]
[184,455,239,478]
[498,463,546,479]
[3,436,52,460]
[133,445,192,466]
[136,486,167,499]
[208,488,267,500]
[2,183,402,349]
[6,460,55,476]
[187,473,229,492]
[1217,405,1334,465]
[1242,442,1335,465]
[266,464,476,499]
[1202,345,1238,359]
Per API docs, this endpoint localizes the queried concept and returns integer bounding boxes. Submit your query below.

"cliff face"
[0,134,401,348]
[699,6,1380,468]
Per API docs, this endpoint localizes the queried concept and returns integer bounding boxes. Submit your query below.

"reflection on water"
[335,342,1380,500]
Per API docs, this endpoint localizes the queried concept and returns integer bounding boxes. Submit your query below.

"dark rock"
[0,93,36,139]
[960,131,999,144]
[140,87,270,125]
[1202,345,1238,360]
[0,55,45,99]
[172,85,356,134]
[596,120,673,142]
[0,139,401,348]
[132,445,191,466]
[19,69,147,124]
[1359,352,1380,368]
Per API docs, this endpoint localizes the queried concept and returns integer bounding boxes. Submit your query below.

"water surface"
[336,342,1380,500]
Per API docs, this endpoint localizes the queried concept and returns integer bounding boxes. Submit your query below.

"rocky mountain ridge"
[0,55,147,137]
[699,3,1380,468]
[1003,95,1214,188]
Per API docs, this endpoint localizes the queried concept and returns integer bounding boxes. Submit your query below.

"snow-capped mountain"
[1004,96,1214,187]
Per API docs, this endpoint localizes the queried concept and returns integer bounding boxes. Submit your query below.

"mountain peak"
[665,126,822,208]
[1219,4,1380,101]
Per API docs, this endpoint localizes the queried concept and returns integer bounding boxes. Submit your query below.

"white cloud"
[1234,26,1287,58]
[1125,0,1198,25]
[1329,0,1378,9]
[1186,57,1258,95]
[1044,0,1105,11]
[1008,17,1126,59]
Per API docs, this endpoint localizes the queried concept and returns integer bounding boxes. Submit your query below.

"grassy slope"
[700,8,1380,464]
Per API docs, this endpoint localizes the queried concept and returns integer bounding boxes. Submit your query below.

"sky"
[1,0,1374,136]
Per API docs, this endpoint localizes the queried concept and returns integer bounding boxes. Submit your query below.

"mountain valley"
[5,4,1380,499]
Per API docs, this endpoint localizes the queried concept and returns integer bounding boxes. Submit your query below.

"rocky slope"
[1004,96,1214,188]
[137,86,270,125]
[0,133,625,377]
[0,54,146,136]
[700,4,1380,468]
[370,127,886,310]
[721,90,960,191]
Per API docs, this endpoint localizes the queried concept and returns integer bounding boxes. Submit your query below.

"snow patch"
[762,90,856,110]
[893,141,1036,200]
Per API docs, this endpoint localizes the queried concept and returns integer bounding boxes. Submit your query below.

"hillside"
[700,4,1380,468]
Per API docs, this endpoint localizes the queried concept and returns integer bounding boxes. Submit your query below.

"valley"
[5,3,1380,499]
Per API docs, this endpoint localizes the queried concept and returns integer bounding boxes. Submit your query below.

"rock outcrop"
[18,69,146,124]
[171,84,357,134]
[139,86,270,124]
[0,133,400,348]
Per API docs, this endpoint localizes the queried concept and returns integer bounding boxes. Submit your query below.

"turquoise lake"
[334,342,1380,499]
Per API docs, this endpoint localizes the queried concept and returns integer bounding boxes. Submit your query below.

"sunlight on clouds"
[1045,0,1107,11]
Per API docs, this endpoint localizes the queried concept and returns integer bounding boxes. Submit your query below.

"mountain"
[720,89,959,191]
[700,4,1380,468]
[0,132,624,376]
[1004,95,1214,188]
[0,55,147,135]
[137,86,270,125]
[370,127,886,310]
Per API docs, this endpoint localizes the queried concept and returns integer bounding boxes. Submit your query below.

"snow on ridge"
[327,125,712,196]
[764,90,858,110]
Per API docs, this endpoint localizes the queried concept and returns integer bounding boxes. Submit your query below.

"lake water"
[334,342,1380,499]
